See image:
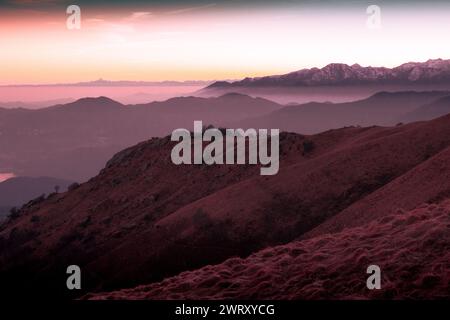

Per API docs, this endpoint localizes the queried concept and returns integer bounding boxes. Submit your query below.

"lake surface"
[0,173,15,183]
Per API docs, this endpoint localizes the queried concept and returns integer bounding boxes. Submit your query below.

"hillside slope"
[304,145,450,239]
[0,128,364,298]
[87,201,450,300]
[2,114,450,299]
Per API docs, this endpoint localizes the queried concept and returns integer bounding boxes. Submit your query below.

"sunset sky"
[1,0,450,84]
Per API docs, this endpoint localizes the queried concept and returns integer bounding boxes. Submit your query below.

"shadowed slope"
[304,144,450,239]
[86,201,450,300]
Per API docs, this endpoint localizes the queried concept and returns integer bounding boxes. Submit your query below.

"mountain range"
[1,59,450,300]
[1,112,450,299]
[208,59,450,88]
[202,59,450,104]
[2,91,450,181]
[0,94,280,181]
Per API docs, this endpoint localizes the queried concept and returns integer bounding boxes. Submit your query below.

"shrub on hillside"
[68,182,80,192]
[8,207,20,220]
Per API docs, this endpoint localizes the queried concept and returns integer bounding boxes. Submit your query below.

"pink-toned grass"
[87,201,450,300]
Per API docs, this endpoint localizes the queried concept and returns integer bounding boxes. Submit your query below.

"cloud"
[4,0,61,7]
[85,18,105,23]
[127,11,153,21]
[166,3,216,15]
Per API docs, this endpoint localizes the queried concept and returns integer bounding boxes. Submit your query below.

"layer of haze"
[0,85,205,105]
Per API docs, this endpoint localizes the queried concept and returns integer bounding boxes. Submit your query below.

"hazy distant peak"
[74,96,120,104]
[431,94,450,104]
[218,92,252,99]
[206,80,233,88]
[65,96,123,109]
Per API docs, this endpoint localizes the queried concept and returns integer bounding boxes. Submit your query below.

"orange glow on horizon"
[1,5,450,84]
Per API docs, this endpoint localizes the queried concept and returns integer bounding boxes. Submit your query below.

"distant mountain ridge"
[0,91,450,182]
[207,59,450,88]
[238,91,450,134]
[400,95,450,123]
[2,91,450,181]
[2,79,213,87]
[0,94,281,181]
